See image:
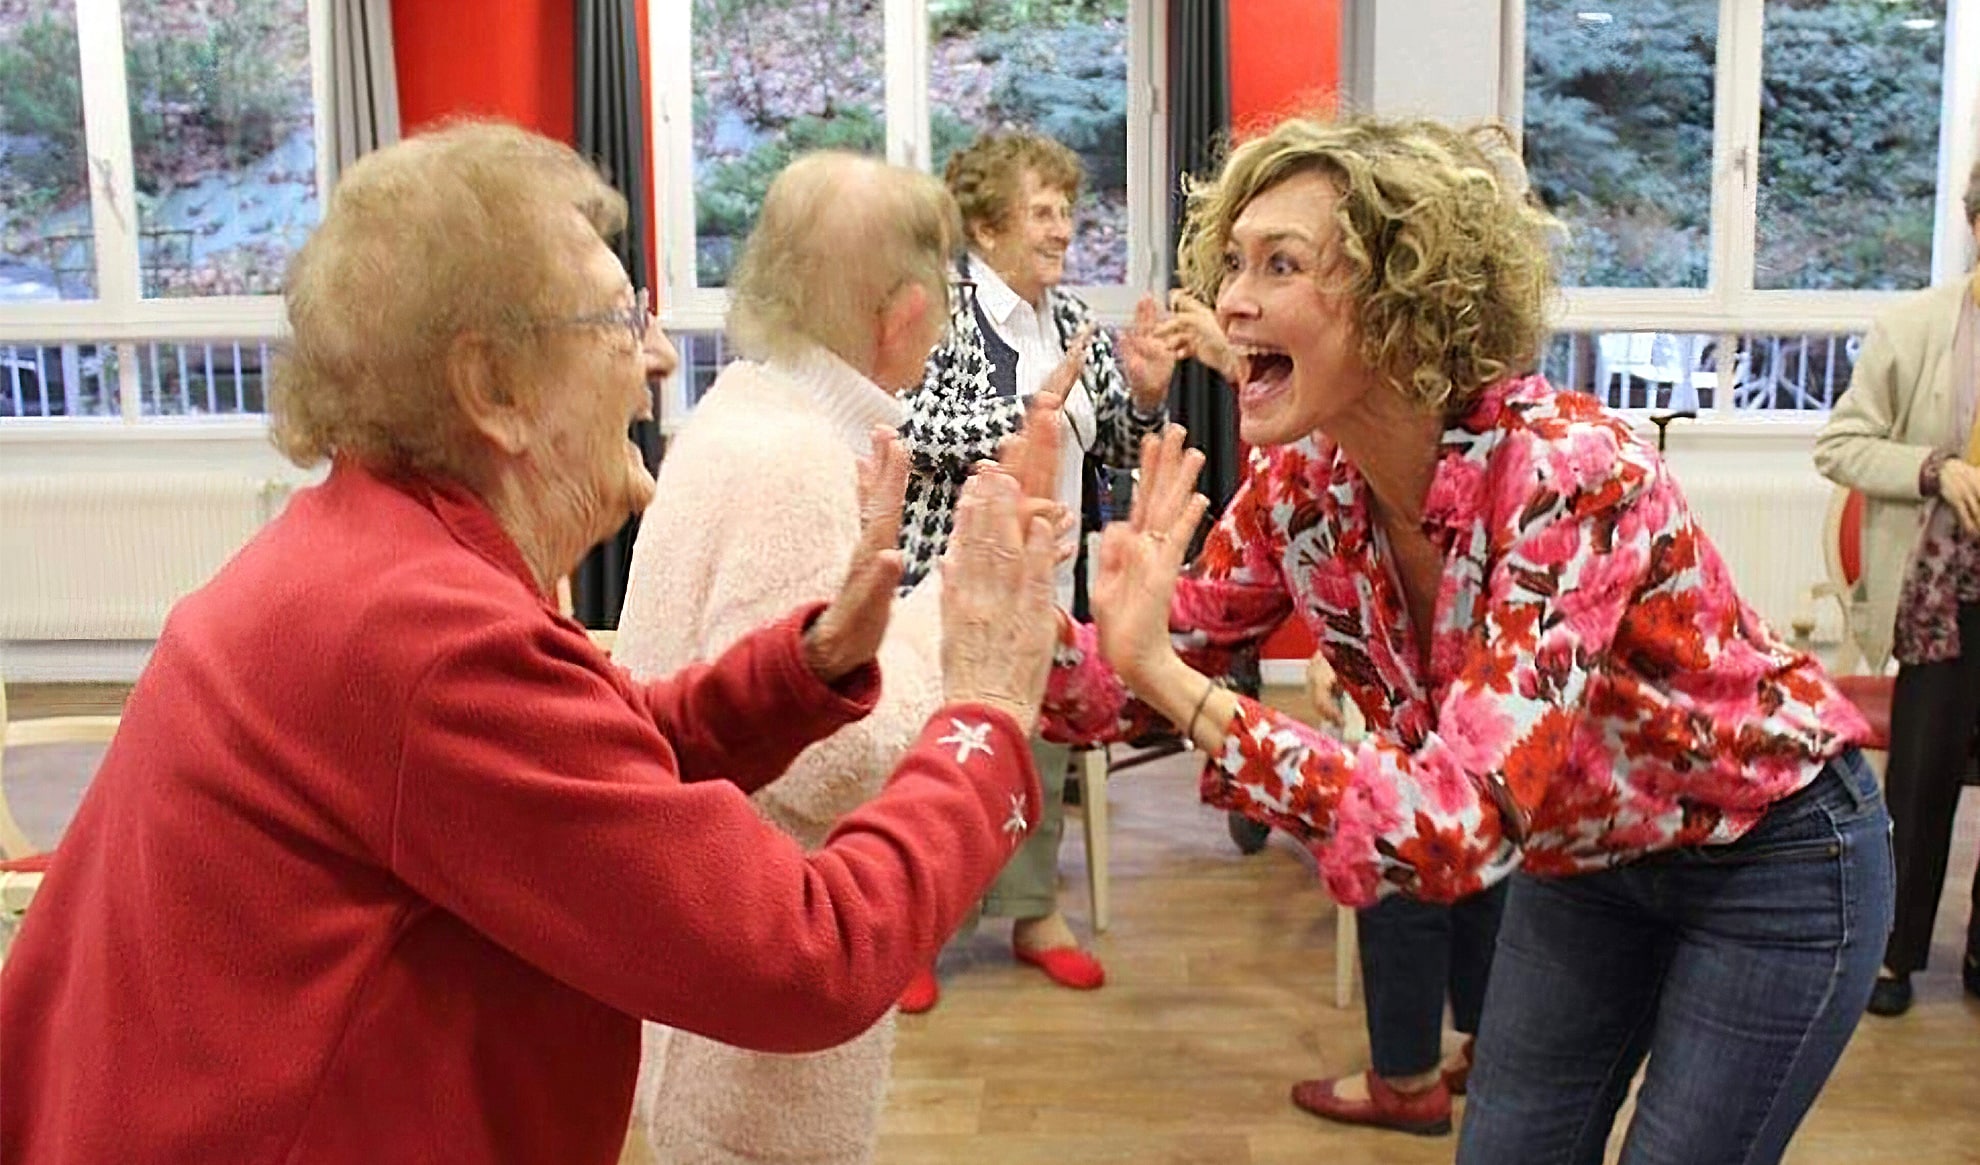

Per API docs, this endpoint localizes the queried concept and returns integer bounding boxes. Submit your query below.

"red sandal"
[898,967,939,1014]
[1290,1070,1452,1136]
[1012,943,1105,990]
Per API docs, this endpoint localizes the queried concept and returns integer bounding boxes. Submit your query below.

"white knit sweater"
[614,348,942,1165]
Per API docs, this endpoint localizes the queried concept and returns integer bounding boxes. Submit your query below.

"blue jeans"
[1359,880,1507,1077]
[1457,749,1892,1165]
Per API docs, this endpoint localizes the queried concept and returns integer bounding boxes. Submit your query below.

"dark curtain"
[1166,0,1239,525]
[573,0,660,628]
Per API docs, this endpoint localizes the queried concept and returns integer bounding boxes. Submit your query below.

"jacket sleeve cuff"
[781,601,882,720]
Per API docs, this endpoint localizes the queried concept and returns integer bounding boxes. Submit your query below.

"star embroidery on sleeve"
[1003,793,1030,842]
[937,718,995,764]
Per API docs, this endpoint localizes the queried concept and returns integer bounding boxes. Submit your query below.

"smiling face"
[1215,170,1380,448]
[975,167,1074,305]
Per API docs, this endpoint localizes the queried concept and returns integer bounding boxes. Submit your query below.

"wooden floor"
[10,683,1979,1163]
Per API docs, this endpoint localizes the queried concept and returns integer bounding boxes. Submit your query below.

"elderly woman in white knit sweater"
[614,153,1106,1165]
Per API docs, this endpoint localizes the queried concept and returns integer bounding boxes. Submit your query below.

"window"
[0,0,327,420]
[653,0,1165,348]
[1513,0,1977,414]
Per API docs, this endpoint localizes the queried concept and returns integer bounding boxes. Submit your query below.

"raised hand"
[1154,290,1239,382]
[1119,294,1178,410]
[802,427,911,683]
[1089,425,1207,685]
[939,471,1062,734]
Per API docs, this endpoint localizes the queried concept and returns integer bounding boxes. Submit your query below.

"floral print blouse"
[1894,450,1980,665]
[1091,376,1870,906]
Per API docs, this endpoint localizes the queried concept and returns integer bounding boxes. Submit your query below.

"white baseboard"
[1,640,154,684]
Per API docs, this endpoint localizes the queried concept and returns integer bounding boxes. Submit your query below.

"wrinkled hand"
[1943,459,1980,534]
[939,471,1063,734]
[1154,290,1239,382]
[1304,651,1343,729]
[803,426,909,684]
[1119,294,1178,411]
[993,378,1082,564]
[1090,425,1207,685]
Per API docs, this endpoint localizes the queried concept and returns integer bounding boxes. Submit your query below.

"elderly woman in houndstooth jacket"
[893,129,1179,1012]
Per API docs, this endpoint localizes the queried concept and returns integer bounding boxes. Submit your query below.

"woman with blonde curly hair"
[1085,113,1888,1161]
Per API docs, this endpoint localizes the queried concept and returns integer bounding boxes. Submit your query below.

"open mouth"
[1236,346,1293,407]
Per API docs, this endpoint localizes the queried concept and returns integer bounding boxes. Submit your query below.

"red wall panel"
[393,0,576,142]
[1227,0,1341,660]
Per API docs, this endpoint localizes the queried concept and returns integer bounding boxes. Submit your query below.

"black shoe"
[1867,973,1913,1017]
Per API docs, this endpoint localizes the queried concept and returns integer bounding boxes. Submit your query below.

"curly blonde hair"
[943,131,1083,239]
[270,120,627,477]
[1179,114,1561,414]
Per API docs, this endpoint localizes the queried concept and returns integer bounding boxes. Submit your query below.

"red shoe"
[1290,1070,1452,1136]
[1013,943,1106,990]
[898,967,939,1014]
[1443,1037,1475,1096]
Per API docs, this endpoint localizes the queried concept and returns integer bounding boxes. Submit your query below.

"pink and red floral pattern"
[1171,376,1869,905]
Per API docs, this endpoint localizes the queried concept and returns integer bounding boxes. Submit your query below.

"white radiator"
[0,473,293,640]
[1667,463,1837,645]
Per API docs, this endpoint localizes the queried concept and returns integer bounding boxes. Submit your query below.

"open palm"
[1090,425,1207,682]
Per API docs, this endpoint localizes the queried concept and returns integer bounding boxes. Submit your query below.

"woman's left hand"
[1090,425,1206,685]
[1120,294,1179,411]
[802,427,911,683]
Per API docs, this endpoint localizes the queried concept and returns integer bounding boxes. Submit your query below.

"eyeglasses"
[557,287,650,349]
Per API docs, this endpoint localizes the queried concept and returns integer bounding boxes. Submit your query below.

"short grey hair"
[727,152,960,366]
[271,120,625,477]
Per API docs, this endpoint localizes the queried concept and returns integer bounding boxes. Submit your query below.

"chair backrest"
[1824,485,1867,598]
[1818,484,1882,675]
[0,670,121,859]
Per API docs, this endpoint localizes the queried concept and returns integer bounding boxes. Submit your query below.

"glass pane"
[692,0,884,287]
[1523,0,1716,289]
[123,0,320,298]
[667,330,738,410]
[0,3,96,300]
[1730,332,1859,411]
[930,0,1130,285]
[1756,0,1945,290]
[0,343,117,417]
[1545,330,1726,411]
[137,338,270,416]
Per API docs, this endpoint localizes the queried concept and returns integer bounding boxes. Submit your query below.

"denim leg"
[1618,753,1893,1165]
[1357,893,1453,1078]
[1457,871,1667,1165]
[1449,879,1508,1036]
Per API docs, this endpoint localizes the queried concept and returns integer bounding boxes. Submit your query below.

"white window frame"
[1502,0,1980,339]
[650,0,1170,422]
[0,0,332,424]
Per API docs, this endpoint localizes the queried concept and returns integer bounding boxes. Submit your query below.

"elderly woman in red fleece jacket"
[0,122,1065,1165]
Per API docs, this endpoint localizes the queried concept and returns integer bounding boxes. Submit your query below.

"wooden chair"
[1790,486,1892,753]
[1072,745,1111,933]
[0,674,120,954]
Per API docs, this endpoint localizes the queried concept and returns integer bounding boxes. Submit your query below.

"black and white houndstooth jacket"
[896,281,1168,591]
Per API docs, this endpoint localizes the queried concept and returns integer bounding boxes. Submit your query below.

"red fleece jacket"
[0,460,1041,1164]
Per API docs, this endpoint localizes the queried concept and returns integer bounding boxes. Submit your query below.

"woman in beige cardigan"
[615,153,1098,1164]
[1813,167,1980,1017]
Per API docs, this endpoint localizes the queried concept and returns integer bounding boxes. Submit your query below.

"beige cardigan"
[614,351,943,1165]
[1813,279,1969,670]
